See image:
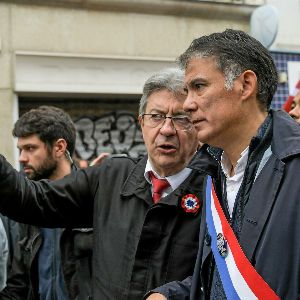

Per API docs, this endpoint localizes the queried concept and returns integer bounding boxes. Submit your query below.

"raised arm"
[0,155,95,228]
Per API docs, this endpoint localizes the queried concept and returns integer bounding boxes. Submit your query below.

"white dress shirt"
[221,147,249,216]
[144,159,192,199]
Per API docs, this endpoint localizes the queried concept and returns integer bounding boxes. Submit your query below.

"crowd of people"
[0,28,299,300]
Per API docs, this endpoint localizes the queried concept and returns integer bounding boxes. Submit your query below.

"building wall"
[267,0,300,51]
[263,0,300,109]
[0,1,253,164]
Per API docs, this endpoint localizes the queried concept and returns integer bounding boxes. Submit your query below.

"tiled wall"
[271,51,300,109]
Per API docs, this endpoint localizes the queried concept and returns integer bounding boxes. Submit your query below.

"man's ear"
[138,115,144,127]
[53,138,68,158]
[239,70,257,101]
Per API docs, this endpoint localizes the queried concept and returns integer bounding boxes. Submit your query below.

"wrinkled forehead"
[184,56,223,86]
[148,98,188,116]
[148,88,186,104]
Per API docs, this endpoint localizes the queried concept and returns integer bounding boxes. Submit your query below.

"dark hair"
[178,29,278,109]
[13,105,76,155]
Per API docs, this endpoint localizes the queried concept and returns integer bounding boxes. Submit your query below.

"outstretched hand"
[145,293,167,300]
[90,153,110,166]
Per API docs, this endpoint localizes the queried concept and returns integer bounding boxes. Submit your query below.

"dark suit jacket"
[152,111,300,300]
[0,154,206,300]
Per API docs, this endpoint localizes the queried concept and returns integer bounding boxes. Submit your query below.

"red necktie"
[148,171,170,203]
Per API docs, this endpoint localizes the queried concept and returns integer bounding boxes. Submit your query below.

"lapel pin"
[181,194,200,214]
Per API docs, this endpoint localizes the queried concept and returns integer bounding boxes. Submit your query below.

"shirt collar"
[221,147,249,178]
[144,159,192,191]
[207,113,272,164]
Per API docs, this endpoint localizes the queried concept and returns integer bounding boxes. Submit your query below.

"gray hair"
[139,68,185,115]
[178,29,278,110]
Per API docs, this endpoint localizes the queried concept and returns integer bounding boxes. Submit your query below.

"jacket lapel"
[199,111,300,278]
[239,155,285,260]
[240,110,300,260]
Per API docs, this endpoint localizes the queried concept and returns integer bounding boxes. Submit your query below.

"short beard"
[26,157,58,181]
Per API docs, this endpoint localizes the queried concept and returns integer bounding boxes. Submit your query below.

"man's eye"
[173,116,191,124]
[151,114,164,121]
[25,146,35,152]
[195,83,203,90]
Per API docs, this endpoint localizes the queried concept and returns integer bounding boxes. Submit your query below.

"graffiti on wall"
[74,111,146,161]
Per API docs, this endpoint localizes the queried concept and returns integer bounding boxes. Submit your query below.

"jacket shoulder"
[105,154,142,167]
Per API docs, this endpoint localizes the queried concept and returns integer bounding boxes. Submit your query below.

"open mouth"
[157,144,177,152]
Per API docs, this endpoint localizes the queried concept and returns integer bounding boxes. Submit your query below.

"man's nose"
[19,150,28,163]
[183,92,197,113]
[159,118,176,136]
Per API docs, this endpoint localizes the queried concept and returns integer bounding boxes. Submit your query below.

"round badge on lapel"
[181,194,200,214]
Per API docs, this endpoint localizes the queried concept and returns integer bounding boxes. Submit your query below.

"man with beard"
[0,106,84,300]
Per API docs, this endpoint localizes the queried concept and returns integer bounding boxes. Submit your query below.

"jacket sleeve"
[0,215,20,274]
[0,219,8,292]
[0,227,30,300]
[144,276,192,300]
[0,155,96,228]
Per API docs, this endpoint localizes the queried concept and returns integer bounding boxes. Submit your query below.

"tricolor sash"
[205,176,280,300]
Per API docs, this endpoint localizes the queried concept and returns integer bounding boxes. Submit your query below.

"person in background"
[73,152,110,168]
[0,219,8,292]
[146,29,300,300]
[0,214,18,285]
[0,68,207,300]
[0,106,92,300]
[283,80,300,123]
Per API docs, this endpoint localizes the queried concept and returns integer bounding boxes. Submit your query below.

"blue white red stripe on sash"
[205,176,280,300]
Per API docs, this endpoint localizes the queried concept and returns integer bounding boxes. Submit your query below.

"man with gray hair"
[147,29,300,300]
[0,68,207,299]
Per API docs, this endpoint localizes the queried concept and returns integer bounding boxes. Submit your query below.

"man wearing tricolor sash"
[146,29,300,300]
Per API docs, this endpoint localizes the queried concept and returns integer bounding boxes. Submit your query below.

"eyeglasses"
[141,113,193,131]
